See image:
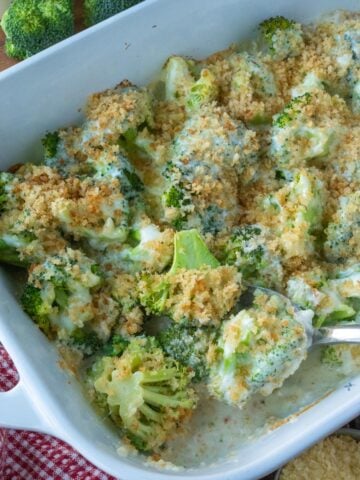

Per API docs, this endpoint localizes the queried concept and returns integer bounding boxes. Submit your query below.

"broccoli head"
[84,0,142,26]
[90,336,197,451]
[42,131,60,159]
[1,0,74,60]
[208,290,309,408]
[221,224,284,289]
[139,230,243,326]
[158,323,216,381]
[259,16,304,60]
[21,248,105,339]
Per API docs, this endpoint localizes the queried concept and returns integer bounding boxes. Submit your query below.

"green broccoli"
[101,334,129,357]
[21,248,105,339]
[139,230,242,326]
[139,229,220,315]
[1,0,74,60]
[84,0,143,26]
[42,131,60,159]
[208,290,309,408]
[287,267,357,328]
[259,16,304,60]
[89,336,197,451]
[324,192,360,263]
[0,232,37,268]
[274,93,311,128]
[104,218,174,274]
[161,56,218,110]
[158,323,216,381]
[222,224,284,289]
[159,107,255,233]
[67,328,103,356]
[0,172,13,213]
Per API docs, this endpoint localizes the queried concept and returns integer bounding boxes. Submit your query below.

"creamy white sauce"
[159,347,360,467]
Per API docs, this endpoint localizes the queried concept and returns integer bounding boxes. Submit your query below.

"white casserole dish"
[0,0,359,478]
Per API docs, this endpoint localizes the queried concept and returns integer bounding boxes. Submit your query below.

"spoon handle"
[312,325,360,346]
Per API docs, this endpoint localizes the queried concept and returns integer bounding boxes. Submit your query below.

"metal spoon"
[236,285,360,347]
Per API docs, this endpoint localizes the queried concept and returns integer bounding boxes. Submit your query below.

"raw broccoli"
[158,323,216,381]
[84,0,142,27]
[21,248,104,339]
[222,224,284,288]
[259,16,304,60]
[89,336,197,451]
[208,290,309,408]
[1,0,74,60]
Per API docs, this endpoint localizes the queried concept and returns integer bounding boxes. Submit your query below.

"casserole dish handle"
[0,380,55,435]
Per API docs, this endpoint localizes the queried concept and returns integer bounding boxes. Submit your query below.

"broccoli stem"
[0,240,28,268]
[169,229,220,273]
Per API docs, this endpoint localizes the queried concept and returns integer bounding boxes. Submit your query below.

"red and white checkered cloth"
[0,344,117,480]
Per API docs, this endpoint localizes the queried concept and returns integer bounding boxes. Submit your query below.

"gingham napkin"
[0,344,116,480]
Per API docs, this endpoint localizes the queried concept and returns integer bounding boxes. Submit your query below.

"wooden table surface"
[0,0,84,72]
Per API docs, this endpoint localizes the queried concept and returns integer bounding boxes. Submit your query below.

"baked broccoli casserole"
[0,10,359,455]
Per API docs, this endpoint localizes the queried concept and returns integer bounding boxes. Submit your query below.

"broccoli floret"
[158,323,216,381]
[222,224,283,288]
[162,56,218,110]
[228,52,278,124]
[259,16,304,60]
[84,0,142,26]
[52,176,130,250]
[67,328,103,356]
[42,131,60,159]
[186,68,218,111]
[262,168,326,260]
[287,267,357,328]
[104,218,174,274]
[159,106,256,232]
[1,0,74,60]
[21,284,53,335]
[271,92,340,168]
[139,229,219,314]
[102,334,130,357]
[21,248,109,339]
[324,192,360,263]
[208,290,309,408]
[139,230,242,326]
[90,336,197,451]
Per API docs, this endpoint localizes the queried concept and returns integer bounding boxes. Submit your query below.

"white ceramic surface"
[0,1,359,479]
